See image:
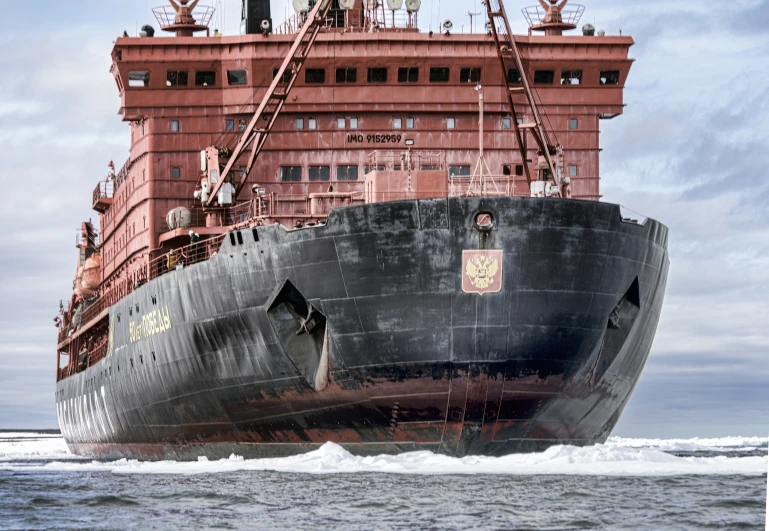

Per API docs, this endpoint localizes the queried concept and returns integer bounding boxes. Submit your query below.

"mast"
[205,0,334,206]
[484,0,568,198]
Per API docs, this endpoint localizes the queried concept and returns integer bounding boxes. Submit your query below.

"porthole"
[474,212,495,232]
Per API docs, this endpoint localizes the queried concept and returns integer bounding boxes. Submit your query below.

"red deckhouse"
[59,0,633,380]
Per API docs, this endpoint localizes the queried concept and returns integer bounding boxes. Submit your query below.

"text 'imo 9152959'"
[54,0,668,460]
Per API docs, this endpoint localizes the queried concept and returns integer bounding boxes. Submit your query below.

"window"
[305,68,326,84]
[238,119,247,131]
[350,117,359,129]
[398,67,419,83]
[561,70,582,85]
[569,165,578,177]
[460,68,481,83]
[128,71,150,87]
[600,70,621,85]
[406,117,415,129]
[309,166,331,182]
[337,117,346,129]
[166,71,188,86]
[507,68,522,84]
[308,118,317,130]
[296,118,305,130]
[336,67,357,83]
[502,117,512,130]
[195,71,216,86]
[429,67,450,83]
[171,167,181,179]
[367,67,388,83]
[534,70,555,84]
[447,118,456,129]
[170,120,180,132]
[336,165,359,181]
[449,165,471,178]
[364,165,386,174]
[280,166,302,182]
[273,69,292,83]
[227,70,248,85]
[570,118,578,130]
[503,164,525,177]
[239,166,247,178]
[393,117,402,129]
[226,119,235,131]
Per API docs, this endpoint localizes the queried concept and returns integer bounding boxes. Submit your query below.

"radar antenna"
[484,0,567,198]
[204,0,334,206]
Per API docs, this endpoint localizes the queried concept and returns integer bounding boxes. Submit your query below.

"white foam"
[1,435,766,476]
[607,436,768,452]
[0,440,765,477]
[0,433,72,461]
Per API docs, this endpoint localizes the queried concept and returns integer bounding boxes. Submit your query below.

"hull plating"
[56,197,669,460]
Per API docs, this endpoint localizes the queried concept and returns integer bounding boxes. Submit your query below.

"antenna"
[465,11,481,34]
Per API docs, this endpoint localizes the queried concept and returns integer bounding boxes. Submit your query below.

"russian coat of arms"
[462,250,504,295]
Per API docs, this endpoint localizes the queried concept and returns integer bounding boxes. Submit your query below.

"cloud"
[0,1,767,438]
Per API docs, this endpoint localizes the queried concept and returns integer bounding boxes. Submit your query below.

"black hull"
[56,197,669,460]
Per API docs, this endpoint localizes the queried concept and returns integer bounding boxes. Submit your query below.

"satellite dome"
[405,0,421,12]
[292,0,309,13]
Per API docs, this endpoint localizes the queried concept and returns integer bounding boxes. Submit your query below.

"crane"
[204,0,334,207]
[484,0,568,198]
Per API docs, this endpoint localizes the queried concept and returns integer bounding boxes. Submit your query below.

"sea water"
[0,432,766,530]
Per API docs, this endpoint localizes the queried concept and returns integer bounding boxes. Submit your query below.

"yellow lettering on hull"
[129,306,172,344]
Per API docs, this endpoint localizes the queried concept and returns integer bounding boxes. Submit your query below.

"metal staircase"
[484,0,567,197]
[207,1,334,205]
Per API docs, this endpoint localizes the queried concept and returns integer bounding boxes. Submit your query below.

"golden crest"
[462,250,503,295]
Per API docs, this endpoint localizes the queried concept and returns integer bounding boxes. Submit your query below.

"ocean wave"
[1,440,766,477]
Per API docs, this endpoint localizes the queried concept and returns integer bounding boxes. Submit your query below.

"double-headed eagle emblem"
[462,250,503,295]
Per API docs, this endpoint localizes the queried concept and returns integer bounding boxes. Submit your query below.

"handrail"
[148,234,227,281]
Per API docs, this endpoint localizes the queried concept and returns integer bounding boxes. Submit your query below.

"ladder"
[484,0,565,197]
[207,1,334,205]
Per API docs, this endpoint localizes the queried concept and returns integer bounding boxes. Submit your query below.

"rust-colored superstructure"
[55,1,668,460]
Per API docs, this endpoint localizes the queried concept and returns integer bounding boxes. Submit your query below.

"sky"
[0,0,767,438]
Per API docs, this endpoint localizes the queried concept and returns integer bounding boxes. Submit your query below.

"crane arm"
[206,1,334,206]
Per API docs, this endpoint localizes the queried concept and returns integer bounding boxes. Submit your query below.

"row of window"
[170,115,581,134]
[128,70,248,88]
[128,67,622,89]
[289,67,619,86]
[278,164,581,182]
[280,166,360,182]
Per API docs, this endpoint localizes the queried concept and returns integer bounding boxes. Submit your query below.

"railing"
[93,180,113,205]
[366,150,447,173]
[522,4,585,27]
[152,5,215,28]
[449,175,517,197]
[148,234,227,281]
[276,7,418,34]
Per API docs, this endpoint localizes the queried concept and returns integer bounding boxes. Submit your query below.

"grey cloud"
[1,1,767,437]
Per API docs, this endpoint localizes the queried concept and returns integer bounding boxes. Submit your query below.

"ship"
[53,0,669,460]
